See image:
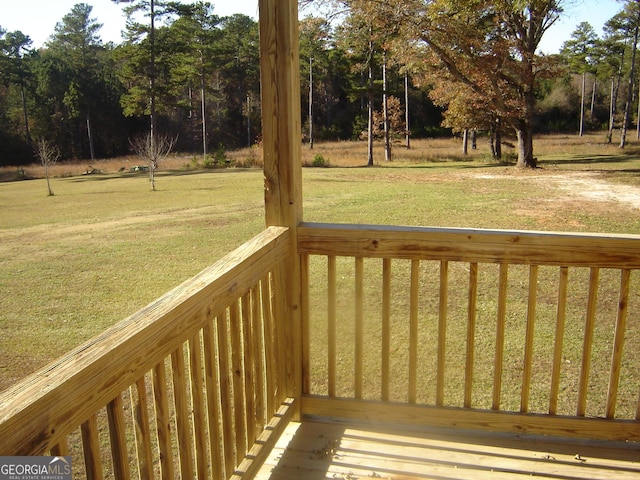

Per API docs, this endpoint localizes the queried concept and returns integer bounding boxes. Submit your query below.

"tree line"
[1,0,639,168]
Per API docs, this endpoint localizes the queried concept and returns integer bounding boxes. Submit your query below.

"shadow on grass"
[538,153,638,166]
[65,167,257,183]
[395,161,515,170]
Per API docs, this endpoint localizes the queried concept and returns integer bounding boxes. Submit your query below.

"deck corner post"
[259,0,303,419]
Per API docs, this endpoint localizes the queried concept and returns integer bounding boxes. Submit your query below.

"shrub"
[312,154,329,167]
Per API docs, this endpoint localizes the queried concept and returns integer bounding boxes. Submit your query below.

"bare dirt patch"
[468,170,640,210]
[546,172,640,209]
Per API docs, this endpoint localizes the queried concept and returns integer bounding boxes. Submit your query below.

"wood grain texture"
[203,322,224,480]
[301,396,640,442]
[437,260,448,407]
[521,265,538,413]
[132,377,154,480]
[188,333,208,480]
[381,258,391,402]
[171,346,194,480]
[298,223,640,267]
[493,263,508,411]
[231,399,295,480]
[464,263,478,409]
[81,415,103,480]
[256,419,640,479]
[106,395,130,480]
[259,0,303,421]
[152,361,173,480]
[409,260,419,404]
[549,266,569,415]
[607,269,630,419]
[578,268,599,417]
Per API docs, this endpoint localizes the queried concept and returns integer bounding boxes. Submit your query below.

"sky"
[0,0,627,53]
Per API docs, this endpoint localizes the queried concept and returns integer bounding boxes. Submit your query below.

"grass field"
[2,133,640,394]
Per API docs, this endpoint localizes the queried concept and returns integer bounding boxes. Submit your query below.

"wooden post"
[259,0,303,417]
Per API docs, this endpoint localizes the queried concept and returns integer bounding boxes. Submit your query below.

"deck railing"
[1,222,639,480]
[298,223,640,442]
[0,226,294,479]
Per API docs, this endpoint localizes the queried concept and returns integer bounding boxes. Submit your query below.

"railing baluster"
[549,266,569,415]
[81,415,103,480]
[252,284,266,431]
[381,258,392,402]
[217,310,235,478]
[606,269,631,419]
[437,260,448,407]
[203,321,224,480]
[355,257,364,399]
[188,333,208,479]
[493,263,508,411]
[301,256,311,396]
[106,395,130,480]
[578,267,600,417]
[328,255,337,397]
[409,260,420,404]
[171,345,195,479]
[273,268,289,405]
[521,265,538,413]
[262,274,277,414]
[152,360,174,480]
[464,263,478,409]
[230,300,248,459]
[242,292,257,445]
[131,377,154,480]
[50,438,69,456]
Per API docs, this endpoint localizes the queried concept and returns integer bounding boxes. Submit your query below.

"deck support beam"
[259,0,303,418]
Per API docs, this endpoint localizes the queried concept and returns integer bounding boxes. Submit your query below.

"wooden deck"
[257,419,640,479]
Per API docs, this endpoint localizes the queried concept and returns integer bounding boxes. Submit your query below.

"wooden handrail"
[299,222,640,442]
[0,227,291,461]
[298,222,640,267]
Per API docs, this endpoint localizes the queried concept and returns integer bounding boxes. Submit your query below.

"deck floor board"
[255,420,640,479]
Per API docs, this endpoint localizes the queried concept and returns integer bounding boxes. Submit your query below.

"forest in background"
[1,0,639,167]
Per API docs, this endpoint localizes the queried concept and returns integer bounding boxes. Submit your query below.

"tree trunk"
[608,51,624,144]
[247,95,251,147]
[20,84,32,151]
[309,55,314,149]
[367,84,374,166]
[367,33,374,167]
[637,77,640,140]
[579,72,585,136]
[515,125,536,168]
[382,53,391,162]
[404,71,410,149]
[620,21,639,149]
[489,118,502,160]
[150,0,157,158]
[512,80,537,167]
[590,76,596,124]
[86,109,95,162]
[608,78,615,143]
[462,129,469,155]
[201,60,208,161]
[495,126,502,160]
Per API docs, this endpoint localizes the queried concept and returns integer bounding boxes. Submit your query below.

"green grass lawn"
[2,134,640,393]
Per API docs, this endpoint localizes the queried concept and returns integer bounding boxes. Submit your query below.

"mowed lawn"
[2,134,640,392]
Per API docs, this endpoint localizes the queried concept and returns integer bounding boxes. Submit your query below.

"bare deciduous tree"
[129,132,176,191]
[35,138,60,196]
